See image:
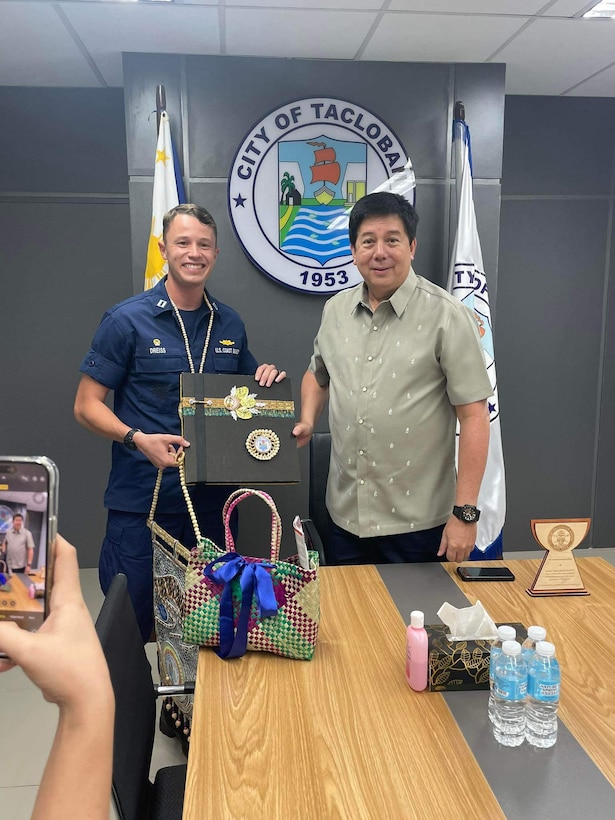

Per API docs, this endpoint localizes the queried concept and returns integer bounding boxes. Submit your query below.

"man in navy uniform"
[75,203,285,641]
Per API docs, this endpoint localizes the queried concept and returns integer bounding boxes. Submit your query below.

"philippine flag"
[144,110,186,290]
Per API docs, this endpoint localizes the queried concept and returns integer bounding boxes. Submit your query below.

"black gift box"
[426,622,527,692]
[180,373,300,485]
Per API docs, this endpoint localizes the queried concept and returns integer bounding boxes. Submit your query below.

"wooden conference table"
[183,557,615,819]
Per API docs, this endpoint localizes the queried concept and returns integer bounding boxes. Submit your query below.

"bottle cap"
[535,641,555,657]
[501,640,521,656]
[410,610,424,629]
[527,625,547,642]
[497,625,516,640]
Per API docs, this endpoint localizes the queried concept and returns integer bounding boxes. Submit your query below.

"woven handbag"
[148,460,200,750]
[182,487,320,660]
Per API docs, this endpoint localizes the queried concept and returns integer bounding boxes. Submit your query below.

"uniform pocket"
[212,354,239,373]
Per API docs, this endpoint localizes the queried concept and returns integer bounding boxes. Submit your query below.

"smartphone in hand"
[0,457,58,650]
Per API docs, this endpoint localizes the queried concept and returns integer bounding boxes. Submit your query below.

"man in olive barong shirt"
[293,192,493,565]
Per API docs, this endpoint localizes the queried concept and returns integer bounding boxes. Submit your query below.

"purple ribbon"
[203,553,278,658]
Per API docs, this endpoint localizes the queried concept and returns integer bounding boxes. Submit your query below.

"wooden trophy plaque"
[526,518,590,597]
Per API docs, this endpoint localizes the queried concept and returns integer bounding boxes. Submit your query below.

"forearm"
[74,386,130,443]
[455,404,490,504]
[32,692,114,820]
[74,375,187,469]
[300,370,329,430]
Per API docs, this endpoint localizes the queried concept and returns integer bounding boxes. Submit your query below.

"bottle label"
[494,677,526,701]
[528,677,560,701]
[489,646,501,683]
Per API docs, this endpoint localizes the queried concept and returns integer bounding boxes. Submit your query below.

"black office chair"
[307,431,333,564]
[95,573,192,820]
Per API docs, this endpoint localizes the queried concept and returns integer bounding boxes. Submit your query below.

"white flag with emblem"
[448,118,506,554]
[144,110,185,290]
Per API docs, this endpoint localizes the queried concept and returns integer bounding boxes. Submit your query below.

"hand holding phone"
[456,565,515,582]
[0,457,58,650]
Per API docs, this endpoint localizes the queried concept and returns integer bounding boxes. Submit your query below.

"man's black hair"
[349,192,419,247]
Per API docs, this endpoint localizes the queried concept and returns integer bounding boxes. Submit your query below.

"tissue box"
[426,623,526,692]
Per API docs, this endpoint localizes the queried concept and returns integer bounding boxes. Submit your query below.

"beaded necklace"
[169,291,215,374]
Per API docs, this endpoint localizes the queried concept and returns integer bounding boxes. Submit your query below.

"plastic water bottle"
[492,640,527,747]
[488,625,516,724]
[526,641,560,748]
[521,625,547,665]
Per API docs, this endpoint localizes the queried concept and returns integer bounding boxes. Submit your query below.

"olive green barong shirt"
[309,269,493,538]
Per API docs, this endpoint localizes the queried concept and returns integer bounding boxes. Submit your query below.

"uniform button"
[362,386,367,392]
[359,479,365,485]
[367,355,373,361]
[359,450,364,456]
[358,418,364,424]
[372,325,378,331]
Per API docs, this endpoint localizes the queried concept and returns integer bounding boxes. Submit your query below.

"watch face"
[454,505,479,523]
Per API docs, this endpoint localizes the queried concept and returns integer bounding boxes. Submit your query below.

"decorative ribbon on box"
[179,373,300,485]
[182,488,320,660]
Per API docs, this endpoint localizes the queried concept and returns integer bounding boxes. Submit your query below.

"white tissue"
[292,516,310,570]
[437,600,498,642]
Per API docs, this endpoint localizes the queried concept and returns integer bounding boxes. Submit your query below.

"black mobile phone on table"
[0,457,58,650]
[456,565,515,582]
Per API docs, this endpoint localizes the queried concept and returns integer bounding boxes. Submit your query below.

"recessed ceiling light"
[583,1,615,18]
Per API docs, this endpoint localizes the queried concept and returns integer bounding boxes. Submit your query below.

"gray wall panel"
[502,96,615,196]
[412,181,448,287]
[593,217,615,548]
[182,56,454,181]
[497,198,607,548]
[128,177,154,292]
[122,53,184,176]
[0,88,128,195]
[0,202,132,564]
[453,63,506,180]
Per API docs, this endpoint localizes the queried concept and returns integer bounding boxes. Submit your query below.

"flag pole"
[156,85,166,134]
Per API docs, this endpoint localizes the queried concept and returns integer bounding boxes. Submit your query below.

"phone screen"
[457,566,515,581]
[0,457,58,632]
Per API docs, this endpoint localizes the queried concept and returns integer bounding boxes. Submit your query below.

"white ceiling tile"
[225,8,377,58]
[498,17,615,94]
[540,1,596,16]
[61,3,221,58]
[388,1,548,12]
[565,61,615,95]
[0,0,614,94]
[0,2,102,86]
[226,0,380,8]
[361,12,528,62]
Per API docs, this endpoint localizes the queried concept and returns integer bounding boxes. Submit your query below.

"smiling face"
[158,214,220,304]
[351,214,417,308]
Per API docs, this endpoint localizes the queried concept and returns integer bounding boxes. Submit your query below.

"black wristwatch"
[452,504,481,524]
[123,428,142,451]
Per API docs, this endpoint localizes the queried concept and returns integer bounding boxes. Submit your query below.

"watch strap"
[123,428,142,450]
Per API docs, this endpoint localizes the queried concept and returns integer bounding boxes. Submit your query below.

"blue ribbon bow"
[203,553,278,658]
